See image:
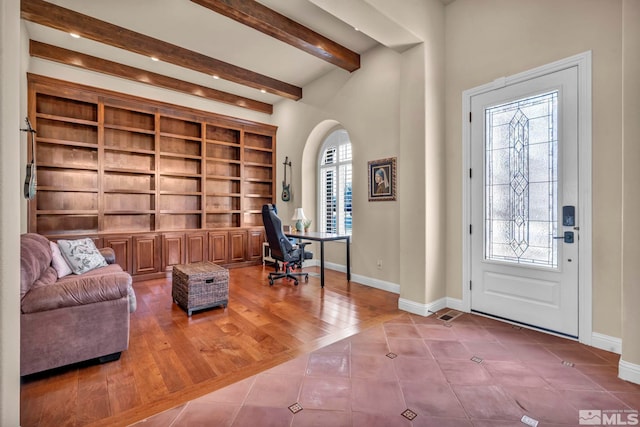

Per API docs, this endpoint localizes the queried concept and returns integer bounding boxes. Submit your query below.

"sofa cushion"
[20,233,53,298]
[57,238,108,275]
[50,241,72,278]
[57,263,124,281]
[21,269,132,314]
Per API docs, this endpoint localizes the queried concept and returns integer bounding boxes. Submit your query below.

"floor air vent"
[437,310,463,322]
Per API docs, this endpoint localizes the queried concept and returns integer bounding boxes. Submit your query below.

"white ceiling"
[23,0,447,108]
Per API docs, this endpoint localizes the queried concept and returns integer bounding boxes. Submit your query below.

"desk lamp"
[291,208,307,232]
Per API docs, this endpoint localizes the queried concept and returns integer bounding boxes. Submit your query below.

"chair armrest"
[294,241,311,250]
[292,241,311,254]
[99,247,116,264]
[293,241,313,260]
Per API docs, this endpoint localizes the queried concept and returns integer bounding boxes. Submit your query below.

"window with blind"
[318,130,352,235]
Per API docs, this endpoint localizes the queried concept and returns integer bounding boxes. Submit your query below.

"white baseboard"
[322,260,343,272]
[302,259,319,268]
[316,261,400,294]
[398,297,447,317]
[397,296,464,317]
[619,359,640,385]
[351,273,400,294]
[446,297,464,312]
[591,332,622,354]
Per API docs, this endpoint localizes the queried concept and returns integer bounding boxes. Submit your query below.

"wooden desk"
[285,231,351,288]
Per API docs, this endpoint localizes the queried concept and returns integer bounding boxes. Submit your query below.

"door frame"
[461,51,593,345]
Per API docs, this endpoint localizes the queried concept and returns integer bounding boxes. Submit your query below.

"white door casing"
[461,52,592,343]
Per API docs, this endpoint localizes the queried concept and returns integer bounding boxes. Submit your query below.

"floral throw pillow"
[57,238,108,275]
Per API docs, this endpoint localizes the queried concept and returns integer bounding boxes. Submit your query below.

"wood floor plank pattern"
[20,265,402,426]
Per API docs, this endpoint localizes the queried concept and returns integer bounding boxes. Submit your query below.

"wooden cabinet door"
[208,231,228,264]
[162,232,185,270]
[228,230,246,263]
[247,229,265,262]
[186,231,208,264]
[132,234,161,275]
[103,235,132,273]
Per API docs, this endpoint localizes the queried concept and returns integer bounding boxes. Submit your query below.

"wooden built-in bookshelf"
[27,74,275,279]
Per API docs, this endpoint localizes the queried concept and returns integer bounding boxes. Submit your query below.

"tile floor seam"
[227,405,243,427]
[394,357,411,420]
[236,376,256,410]
[443,375,474,423]
[348,346,352,381]
[565,362,608,391]
[373,325,416,423]
[578,388,635,410]
[555,390,609,420]
[167,401,189,427]
[447,383,492,423]
[293,367,306,417]
[382,328,404,387]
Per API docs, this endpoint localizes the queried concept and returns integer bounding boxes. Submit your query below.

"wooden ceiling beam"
[29,40,273,114]
[190,0,360,72]
[21,0,302,100]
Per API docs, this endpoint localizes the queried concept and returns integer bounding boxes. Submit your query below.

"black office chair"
[261,204,312,286]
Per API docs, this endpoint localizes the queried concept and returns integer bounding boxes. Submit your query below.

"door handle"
[553,231,574,243]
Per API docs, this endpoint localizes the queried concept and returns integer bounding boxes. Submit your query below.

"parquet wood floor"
[20,265,402,427]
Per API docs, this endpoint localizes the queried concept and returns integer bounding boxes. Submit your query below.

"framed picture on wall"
[368,157,397,201]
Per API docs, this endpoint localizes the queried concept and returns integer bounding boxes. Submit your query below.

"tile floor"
[131,311,640,426]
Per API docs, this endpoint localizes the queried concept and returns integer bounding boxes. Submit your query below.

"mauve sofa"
[20,233,135,376]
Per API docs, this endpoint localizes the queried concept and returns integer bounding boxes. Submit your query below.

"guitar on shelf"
[281,156,291,202]
[21,117,37,200]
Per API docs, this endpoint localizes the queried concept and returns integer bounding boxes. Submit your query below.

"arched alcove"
[300,119,344,222]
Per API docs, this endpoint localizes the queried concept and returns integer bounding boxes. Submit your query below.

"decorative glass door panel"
[485,92,558,268]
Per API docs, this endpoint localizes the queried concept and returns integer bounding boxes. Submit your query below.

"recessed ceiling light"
[260,89,266,94]
[69,33,81,39]
[354,27,360,32]
[150,56,159,62]
[212,75,220,79]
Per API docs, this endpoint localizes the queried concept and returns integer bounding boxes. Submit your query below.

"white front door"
[470,66,579,338]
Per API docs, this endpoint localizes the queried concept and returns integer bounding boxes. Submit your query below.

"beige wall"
[273,0,446,306]
[1,0,23,424]
[445,0,625,338]
[399,0,446,305]
[398,44,428,303]
[621,0,640,371]
[273,45,404,283]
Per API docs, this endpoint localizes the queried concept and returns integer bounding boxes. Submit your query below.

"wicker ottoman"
[172,261,229,316]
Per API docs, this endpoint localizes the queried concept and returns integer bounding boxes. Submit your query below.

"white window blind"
[319,130,352,235]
